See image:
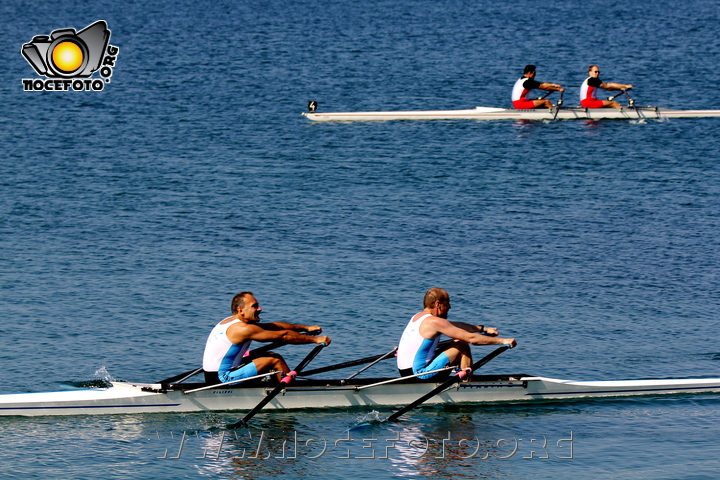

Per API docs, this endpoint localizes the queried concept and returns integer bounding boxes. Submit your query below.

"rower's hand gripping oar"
[229,343,327,428]
[387,344,511,422]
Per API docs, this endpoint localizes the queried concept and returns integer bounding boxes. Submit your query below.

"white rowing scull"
[302,106,720,122]
[1,374,720,417]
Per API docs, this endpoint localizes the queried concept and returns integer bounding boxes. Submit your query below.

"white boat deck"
[2,375,720,417]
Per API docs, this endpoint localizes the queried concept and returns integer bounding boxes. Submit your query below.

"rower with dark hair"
[512,64,564,109]
[396,288,517,381]
[202,292,331,384]
[580,65,633,108]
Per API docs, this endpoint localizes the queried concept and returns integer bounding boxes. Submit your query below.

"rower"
[580,65,633,108]
[511,64,565,109]
[202,292,331,384]
[396,288,516,381]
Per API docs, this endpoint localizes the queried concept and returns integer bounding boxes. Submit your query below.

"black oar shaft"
[229,343,326,428]
[345,347,398,381]
[387,345,510,422]
[157,367,204,385]
[294,343,326,372]
[301,347,397,377]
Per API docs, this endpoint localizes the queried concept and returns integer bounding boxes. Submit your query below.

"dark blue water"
[2,0,720,478]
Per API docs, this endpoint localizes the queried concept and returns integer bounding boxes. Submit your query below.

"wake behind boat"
[2,346,720,417]
[302,105,720,122]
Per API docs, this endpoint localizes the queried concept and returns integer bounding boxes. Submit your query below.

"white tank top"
[202,318,252,373]
[512,77,533,102]
[397,314,439,371]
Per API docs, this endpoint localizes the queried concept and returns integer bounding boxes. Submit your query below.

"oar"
[301,346,398,377]
[607,87,635,102]
[229,343,327,428]
[551,91,564,121]
[344,347,398,381]
[608,90,626,101]
[386,344,511,422]
[615,89,643,119]
[623,89,635,105]
[157,367,204,385]
[538,90,555,100]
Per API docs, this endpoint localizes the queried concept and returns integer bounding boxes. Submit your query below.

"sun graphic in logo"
[51,41,85,73]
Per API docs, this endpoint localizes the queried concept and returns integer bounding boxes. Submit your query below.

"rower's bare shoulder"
[226,321,260,338]
[420,315,451,334]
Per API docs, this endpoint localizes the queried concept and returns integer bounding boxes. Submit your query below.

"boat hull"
[302,107,720,122]
[2,375,720,417]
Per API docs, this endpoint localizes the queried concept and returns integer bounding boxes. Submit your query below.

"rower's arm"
[262,322,322,334]
[228,323,330,345]
[429,317,515,347]
[599,82,633,91]
[450,321,499,336]
[537,82,564,92]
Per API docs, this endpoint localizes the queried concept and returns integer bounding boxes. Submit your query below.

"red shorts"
[512,99,537,109]
[581,98,606,109]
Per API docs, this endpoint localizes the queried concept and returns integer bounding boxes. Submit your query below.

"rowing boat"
[302,106,720,122]
[2,374,720,417]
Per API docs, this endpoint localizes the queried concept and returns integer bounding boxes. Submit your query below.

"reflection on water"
[139,409,578,479]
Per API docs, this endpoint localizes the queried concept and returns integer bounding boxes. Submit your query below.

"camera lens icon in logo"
[22,21,110,78]
[52,40,85,74]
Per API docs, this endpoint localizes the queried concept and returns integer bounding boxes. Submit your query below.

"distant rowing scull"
[302,106,720,122]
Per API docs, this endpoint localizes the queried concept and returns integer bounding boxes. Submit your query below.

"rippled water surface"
[1,0,719,478]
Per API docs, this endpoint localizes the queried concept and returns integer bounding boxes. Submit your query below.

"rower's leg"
[252,354,290,382]
[533,99,553,109]
[442,341,473,380]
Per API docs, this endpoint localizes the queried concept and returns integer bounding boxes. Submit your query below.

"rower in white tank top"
[203,318,253,377]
